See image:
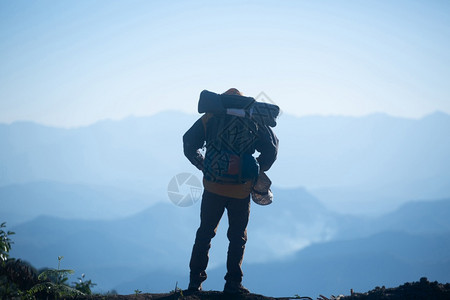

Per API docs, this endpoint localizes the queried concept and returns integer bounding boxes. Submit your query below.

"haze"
[1,1,450,127]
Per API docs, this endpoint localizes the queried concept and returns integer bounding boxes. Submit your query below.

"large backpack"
[203,114,260,184]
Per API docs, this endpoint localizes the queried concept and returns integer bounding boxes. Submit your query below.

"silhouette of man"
[183,88,278,294]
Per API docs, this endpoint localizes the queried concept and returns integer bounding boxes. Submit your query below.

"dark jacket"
[183,113,278,198]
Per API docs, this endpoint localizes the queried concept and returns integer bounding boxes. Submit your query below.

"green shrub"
[0,222,14,264]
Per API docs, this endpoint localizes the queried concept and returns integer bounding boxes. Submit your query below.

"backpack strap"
[201,113,213,135]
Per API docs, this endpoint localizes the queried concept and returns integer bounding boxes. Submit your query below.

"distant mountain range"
[0,111,198,197]
[8,187,331,290]
[108,197,450,296]
[8,189,450,296]
[2,111,450,296]
[0,181,153,225]
[1,111,450,216]
[241,230,450,297]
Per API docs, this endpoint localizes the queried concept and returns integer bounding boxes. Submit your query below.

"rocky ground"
[72,277,450,300]
[75,290,303,299]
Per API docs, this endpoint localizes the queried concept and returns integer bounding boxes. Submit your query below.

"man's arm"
[183,117,206,171]
[255,125,279,172]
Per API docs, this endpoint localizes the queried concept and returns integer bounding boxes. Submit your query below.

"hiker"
[183,88,279,294]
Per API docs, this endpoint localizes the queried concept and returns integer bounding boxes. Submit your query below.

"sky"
[0,0,449,127]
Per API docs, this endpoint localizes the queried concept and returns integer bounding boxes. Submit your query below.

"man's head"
[222,88,243,96]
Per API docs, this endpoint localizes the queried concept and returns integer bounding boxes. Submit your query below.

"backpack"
[203,114,260,184]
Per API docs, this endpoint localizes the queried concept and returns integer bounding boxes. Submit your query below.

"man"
[183,88,278,294]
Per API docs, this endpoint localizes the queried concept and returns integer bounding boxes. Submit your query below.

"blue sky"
[1,0,449,127]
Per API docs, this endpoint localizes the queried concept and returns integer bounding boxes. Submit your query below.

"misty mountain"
[9,202,198,291]
[8,192,450,295]
[95,198,450,296]
[0,181,154,225]
[240,231,450,297]
[2,110,450,295]
[0,112,198,195]
[8,186,330,292]
[281,111,450,214]
[334,198,450,240]
[128,198,450,296]
[372,198,450,235]
[277,111,450,187]
[1,111,450,215]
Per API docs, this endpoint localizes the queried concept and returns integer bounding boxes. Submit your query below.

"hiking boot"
[187,281,202,292]
[223,281,250,294]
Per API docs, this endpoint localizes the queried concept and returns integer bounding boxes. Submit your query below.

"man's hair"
[222,88,243,96]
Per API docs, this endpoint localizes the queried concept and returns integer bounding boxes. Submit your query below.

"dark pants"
[189,189,251,284]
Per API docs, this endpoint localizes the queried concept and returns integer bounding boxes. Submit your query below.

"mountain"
[9,186,332,293]
[0,181,155,226]
[372,198,450,235]
[8,194,450,295]
[334,198,450,240]
[113,198,450,295]
[0,112,198,195]
[9,202,198,291]
[2,111,450,295]
[278,112,450,214]
[1,111,450,216]
[241,231,450,297]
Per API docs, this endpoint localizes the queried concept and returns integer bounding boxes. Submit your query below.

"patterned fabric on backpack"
[203,114,260,184]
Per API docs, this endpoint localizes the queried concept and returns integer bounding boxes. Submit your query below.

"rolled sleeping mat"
[198,90,255,114]
[198,90,280,127]
[197,90,225,114]
[251,102,280,127]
